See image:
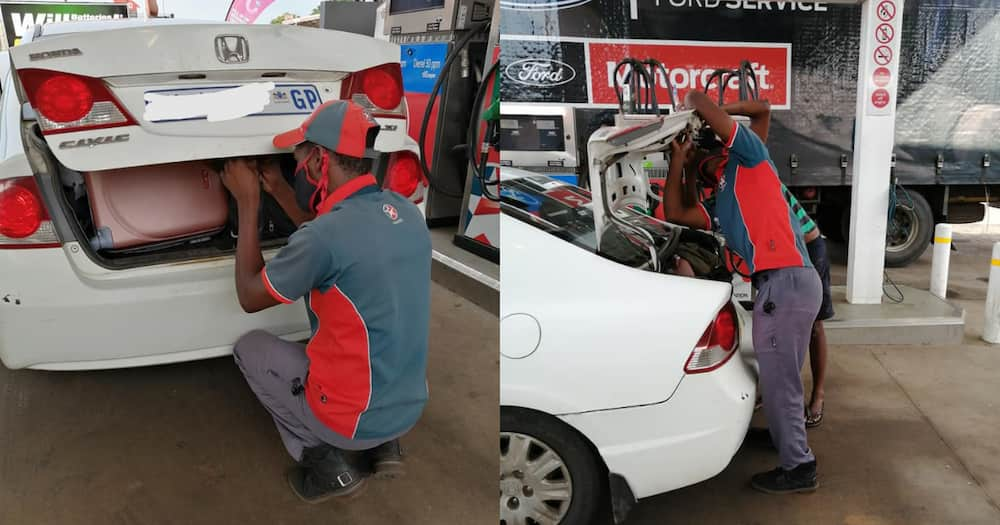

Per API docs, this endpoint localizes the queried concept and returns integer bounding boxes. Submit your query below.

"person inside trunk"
[218,100,432,503]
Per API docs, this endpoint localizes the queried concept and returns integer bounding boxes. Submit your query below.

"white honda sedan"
[0,19,422,370]
[500,169,757,525]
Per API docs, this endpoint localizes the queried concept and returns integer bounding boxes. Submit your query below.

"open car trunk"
[24,125,302,268]
[9,23,403,171]
[500,171,734,281]
[9,22,410,268]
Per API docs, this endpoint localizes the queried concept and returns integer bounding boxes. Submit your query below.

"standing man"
[220,100,432,503]
[671,90,822,494]
[664,99,834,428]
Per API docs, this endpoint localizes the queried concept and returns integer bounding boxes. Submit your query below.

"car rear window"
[501,174,676,268]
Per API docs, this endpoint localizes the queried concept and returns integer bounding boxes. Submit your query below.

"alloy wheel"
[500,431,573,525]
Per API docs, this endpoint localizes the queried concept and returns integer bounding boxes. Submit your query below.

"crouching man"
[219,100,432,503]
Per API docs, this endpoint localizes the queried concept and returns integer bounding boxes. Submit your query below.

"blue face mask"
[293,148,328,213]
[293,164,319,212]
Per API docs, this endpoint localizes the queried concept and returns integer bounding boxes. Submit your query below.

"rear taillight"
[18,69,136,135]
[0,177,60,248]
[386,151,425,201]
[341,63,404,113]
[684,302,739,374]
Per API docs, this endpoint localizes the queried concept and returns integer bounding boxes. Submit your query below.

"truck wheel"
[501,407,605,525]
[884,190,934,267]
[839,190,934,267]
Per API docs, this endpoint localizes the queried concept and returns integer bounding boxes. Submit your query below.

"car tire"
[839,190,933,268]
[501,407,606,525]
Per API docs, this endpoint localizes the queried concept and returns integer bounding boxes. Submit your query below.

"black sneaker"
[287,445,368,503]
[368,439,405,480]
[750,460,818,494]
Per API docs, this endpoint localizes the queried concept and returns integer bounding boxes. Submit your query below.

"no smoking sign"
[873,46,893,66]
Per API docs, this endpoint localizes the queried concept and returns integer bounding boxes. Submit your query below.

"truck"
[499,0,1000,266]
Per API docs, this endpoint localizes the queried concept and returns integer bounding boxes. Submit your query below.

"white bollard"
[929,223,952,299]
[984,242,1000,343]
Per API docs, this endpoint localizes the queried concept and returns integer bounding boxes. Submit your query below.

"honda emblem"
[215,35,249,64]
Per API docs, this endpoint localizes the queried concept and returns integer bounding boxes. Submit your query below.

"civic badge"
[383,203,401,223]
[215,35,249,64]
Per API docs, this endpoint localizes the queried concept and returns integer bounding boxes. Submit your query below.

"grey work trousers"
[233,330,402,461]
[752,266,822,470]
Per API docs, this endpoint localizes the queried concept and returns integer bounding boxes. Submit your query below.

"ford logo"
[499,0,594,10]
[505,59,577,87]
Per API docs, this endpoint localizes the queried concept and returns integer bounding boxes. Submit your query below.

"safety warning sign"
[875,23,894,44]
[865,0,900,116]
[872,66,891,87]
[871,89,890,109]
[873,46,892,66]
[876,0,895,21]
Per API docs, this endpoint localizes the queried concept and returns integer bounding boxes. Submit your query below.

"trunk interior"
[25,123,300,269]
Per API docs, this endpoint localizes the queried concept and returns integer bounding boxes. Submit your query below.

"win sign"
[1,2,129,47]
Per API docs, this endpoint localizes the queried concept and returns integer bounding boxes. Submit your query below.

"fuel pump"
[453,9,500,261]
[385,0,493,226]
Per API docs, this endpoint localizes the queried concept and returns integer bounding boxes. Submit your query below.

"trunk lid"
[9,22,402,172]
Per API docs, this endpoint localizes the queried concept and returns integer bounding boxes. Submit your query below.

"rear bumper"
[0,243,310,370]
[560,351,756,500]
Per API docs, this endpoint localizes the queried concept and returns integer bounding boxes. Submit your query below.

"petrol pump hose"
[467,58,500,201]
[416,22,491,199]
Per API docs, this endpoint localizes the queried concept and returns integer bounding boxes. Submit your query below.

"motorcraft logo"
[505,59,576,87]
[500,0,593,10]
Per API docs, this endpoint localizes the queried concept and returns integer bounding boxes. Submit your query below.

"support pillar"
[846,0,905,304]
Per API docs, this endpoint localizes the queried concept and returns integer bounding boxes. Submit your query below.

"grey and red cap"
[273,100,380,158]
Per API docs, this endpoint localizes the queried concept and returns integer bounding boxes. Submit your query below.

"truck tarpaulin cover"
[226,0,277,24]
[1,2,128,47]
[500,0,1000,186]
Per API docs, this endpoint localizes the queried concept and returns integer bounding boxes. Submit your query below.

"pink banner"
[225,0,277,24]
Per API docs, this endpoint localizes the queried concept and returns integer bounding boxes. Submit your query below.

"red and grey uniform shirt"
[698,122,812,275]
[262,174,432,441]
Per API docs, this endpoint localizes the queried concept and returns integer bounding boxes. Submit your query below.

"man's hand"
[683,90,736,146]
[259,159,293,200]
[221,158,261,204]
[256,158,315,227]
[720,99,771,142]
[670,133,694,165]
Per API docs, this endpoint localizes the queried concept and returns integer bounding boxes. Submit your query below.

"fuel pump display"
[498,105,579,185]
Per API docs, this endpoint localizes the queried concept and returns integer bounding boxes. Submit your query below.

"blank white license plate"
[144,84,323,122]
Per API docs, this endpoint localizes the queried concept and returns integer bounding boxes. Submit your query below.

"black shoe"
[368,439,405,480]
[287,445,368,503]
[745,427,776,451]
[750,460,818,494]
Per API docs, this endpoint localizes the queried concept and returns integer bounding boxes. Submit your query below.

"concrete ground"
[0,283,498,525]
[629,213,1000,524]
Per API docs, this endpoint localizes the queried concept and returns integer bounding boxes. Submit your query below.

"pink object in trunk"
[85,162,228,250]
